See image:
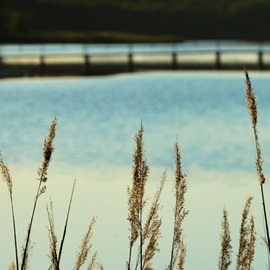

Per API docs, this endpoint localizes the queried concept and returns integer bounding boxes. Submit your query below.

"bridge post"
[39,55,45,76]
[172,52,177,70]
[83,54,91,75]
[257,51,264,70]
[128,53,134,72]
[215,51,221,70]
[0,56,2,78]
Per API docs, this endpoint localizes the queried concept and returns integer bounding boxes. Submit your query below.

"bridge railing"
[1,45,270,77]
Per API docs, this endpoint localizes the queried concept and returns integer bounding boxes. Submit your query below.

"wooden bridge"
[1,47,269,78]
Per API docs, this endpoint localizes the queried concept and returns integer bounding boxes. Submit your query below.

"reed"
[127,124,165,270]
[140,171,165,270]
[21,118,57,270]
[9,261,16,270]
[127,124,149,270]
[244,68,270,253]
[218,209,232,270]
[46,179,76,270]
[47,200,59,270]
[1,118,57,270]
[57,179,77,265]
[0,153,19,270]
[236,197,256,270]
[167,142,188,270]
[74,217,96,270]
[47,179,101,270]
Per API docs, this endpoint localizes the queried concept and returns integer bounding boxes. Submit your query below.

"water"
[0,71,270,269]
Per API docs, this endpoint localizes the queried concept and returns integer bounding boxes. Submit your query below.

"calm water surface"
[0,71,270,269]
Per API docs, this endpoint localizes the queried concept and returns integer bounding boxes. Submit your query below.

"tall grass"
[218,209,232,270]
[127,124,166,270]
[236,197,255,270]
[167,143,188,270]
[244,68,270,254]
[0,152,19,270]
[21,117,57,270]
[1,70,268,269]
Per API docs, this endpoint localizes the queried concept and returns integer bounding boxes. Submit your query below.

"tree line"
[1,0,270,43]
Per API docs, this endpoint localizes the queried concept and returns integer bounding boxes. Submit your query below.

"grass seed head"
[0,152,13,194]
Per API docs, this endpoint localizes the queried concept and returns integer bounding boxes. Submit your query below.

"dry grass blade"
[58,179,77,265]
[236,197,256,270]
[47,200,59,270]
[218,209,232,270]
[21,118,57,270]
[167,142,188,270]
[0,152,19,270]
[74,217,96,270]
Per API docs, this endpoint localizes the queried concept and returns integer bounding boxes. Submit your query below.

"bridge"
[1,44,269,78]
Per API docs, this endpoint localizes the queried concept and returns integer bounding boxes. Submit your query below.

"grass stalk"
[140,170,166,269]
[47,179,76,270]
[244,68,270,253]
[74,217,96,270]
[47,200,59,270]
[87,251,98,270]
[21,118,57,270]
[236,197,256,270]
[218,208,232,270]
[127,124,165,270]
[58,178,77,264]
[127,124,149,270]
[0,153,19,270]
[167,142,188,270]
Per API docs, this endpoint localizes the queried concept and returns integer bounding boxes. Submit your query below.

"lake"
[0,71,270,269]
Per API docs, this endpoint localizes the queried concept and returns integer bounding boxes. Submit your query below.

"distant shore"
[2,1,270,43]
[0,32,184,45]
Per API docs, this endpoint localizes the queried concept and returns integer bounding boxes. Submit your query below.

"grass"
[0,70,268,269]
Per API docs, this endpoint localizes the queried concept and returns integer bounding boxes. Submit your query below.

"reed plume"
[87,251,98,270]
[244,68,270,253]
[21,118,57,270]
[127,124,165,270]
[139,171,166,270]
[236,197,255,270]
[9,261,16,270]
[0,152,19,270]
[127,124,149,270]
[47,200,59,270]
[218,209,232,270]
[177,242,186,270]
[87,252,103,270]
[74,217,96,270]
[167,142,188,270]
